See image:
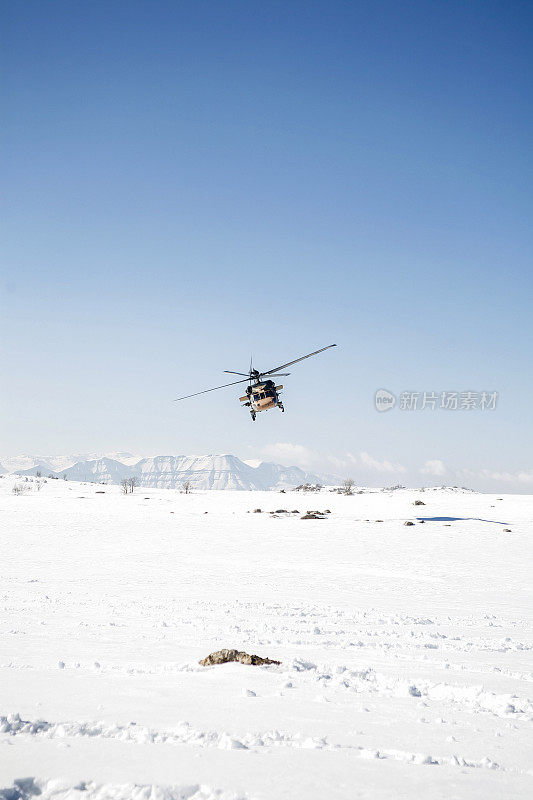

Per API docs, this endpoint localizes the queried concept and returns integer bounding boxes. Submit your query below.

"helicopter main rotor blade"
[174,377,250,402]
[223,370,251,376]
[260,344,337,376]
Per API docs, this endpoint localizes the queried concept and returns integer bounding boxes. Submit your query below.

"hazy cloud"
[478,468,533,485]
[420,459,447,476]
[250,443,533,492]
[359,451,406,474]
[256,442,321,470]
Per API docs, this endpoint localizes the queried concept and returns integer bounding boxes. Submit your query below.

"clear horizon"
[2,1,532,493]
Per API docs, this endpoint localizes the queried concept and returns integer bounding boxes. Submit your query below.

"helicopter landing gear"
[250,410,256,422]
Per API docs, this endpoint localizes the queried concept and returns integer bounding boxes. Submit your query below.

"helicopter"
[174,344,337,421]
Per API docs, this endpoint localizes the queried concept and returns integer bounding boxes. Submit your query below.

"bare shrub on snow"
[121,477,139,494]
[12,484,32,495]
[342,478,355,495]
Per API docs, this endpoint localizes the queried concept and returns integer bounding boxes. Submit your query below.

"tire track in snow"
[0,713,528,775]
[2,656,531,721]
[2,657,533,687]
[283,659,533,719]
[0,712,330,751]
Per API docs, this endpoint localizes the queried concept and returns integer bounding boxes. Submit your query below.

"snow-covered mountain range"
[0,452,141,473]
[4,453,334,490]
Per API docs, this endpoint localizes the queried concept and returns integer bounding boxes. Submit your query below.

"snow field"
[0,479,532,798]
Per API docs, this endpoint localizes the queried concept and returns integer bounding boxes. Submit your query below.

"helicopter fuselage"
[239,380,284,419]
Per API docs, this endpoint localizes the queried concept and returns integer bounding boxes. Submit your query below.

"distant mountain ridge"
[1,452,140,473]
[9,453,334,491]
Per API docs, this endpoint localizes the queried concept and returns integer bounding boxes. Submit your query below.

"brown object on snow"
[199,649,281,667]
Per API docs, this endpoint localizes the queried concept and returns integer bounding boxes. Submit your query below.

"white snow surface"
[0,478,532,799]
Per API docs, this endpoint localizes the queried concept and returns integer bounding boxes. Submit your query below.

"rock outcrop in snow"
[199,649,281,666]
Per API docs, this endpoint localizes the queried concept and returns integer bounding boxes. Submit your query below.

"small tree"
[35,479,44,491]
[183,480,192,494]
[342,478,355,495]
[35,470,42,478]
[121,478,129,494]
[13,484,31,495]
[128,476,139,493]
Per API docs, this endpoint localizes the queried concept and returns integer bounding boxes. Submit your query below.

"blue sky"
[2,0,532,490]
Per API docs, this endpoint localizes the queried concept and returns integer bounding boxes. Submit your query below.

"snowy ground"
[1,477,532,799]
